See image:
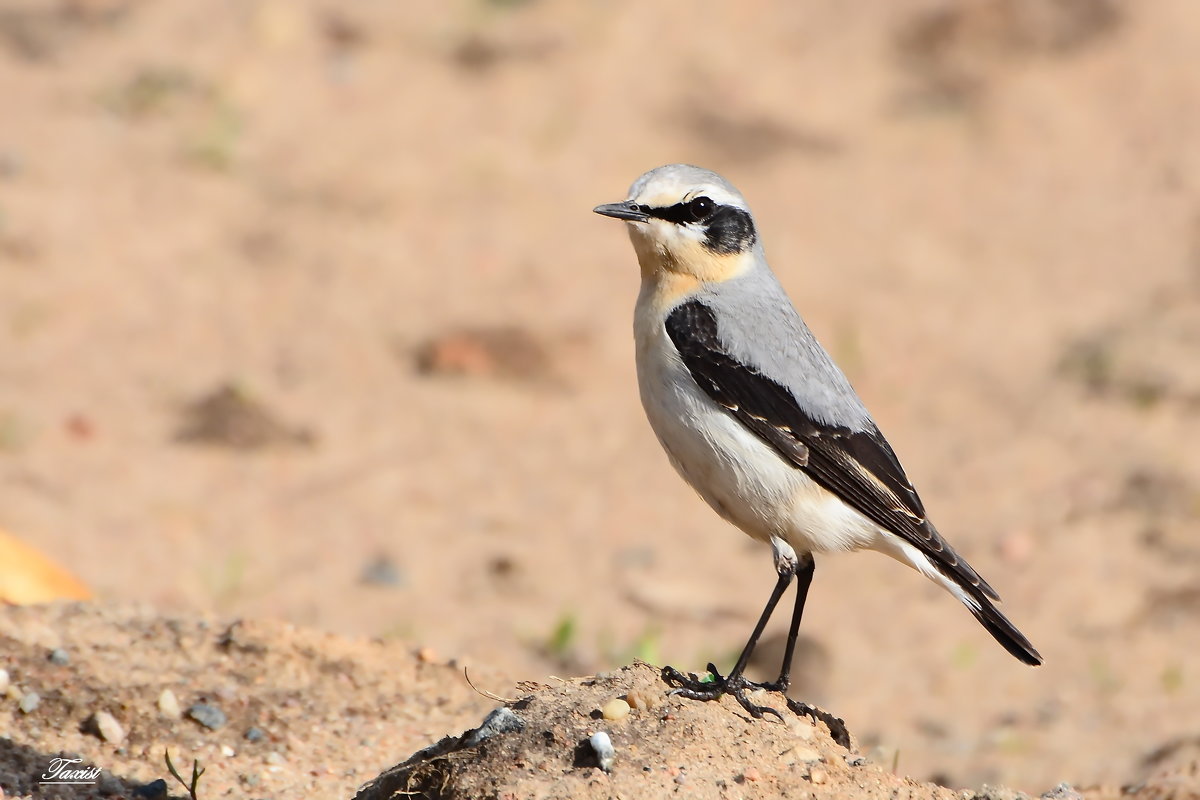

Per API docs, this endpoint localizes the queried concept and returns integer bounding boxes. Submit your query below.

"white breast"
[633,293,882,556]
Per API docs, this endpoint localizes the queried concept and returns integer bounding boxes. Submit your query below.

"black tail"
[966,593,1043,666]
[930,539,1042,665]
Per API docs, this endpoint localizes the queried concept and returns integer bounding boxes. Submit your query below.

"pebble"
[792,746,821,763]
[600,698,630,721]
[845,754,868,767]
[786,716,816,741]
[416,647,437,664]
[265,751,287,765]
[186,702,227,730]
[134,778,168,799]
[19,692,40,713]
[48,649,70,666]
[741,767,761,783]
[359,555,405,587]
[624,689,662,712]
[158,689,181,719]
[244,726,266,743]
[220,744,235,757]
[90,711,126,744]
[0,668,8,693]
[589,731,615,773]
[1041,783,1083,800]
[462,707,525,748]
[97,773,124,795]
[809,767,828,785]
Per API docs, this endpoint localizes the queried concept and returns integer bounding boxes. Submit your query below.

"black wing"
[665,300,1000,602]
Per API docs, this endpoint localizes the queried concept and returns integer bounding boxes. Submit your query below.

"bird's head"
[594,164,760,286]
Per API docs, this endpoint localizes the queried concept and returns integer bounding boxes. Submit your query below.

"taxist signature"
[41,757,102,784]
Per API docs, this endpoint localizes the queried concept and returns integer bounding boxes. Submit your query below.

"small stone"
[265,751,287,765]
[97,772,124,795]
[793,746,821,763]
[462,707,525,748]
[845,754,868,767]
[1041,783,1083,800]
[220,745,235,757]
[19,691,40,713]
[786,715,816,740]
[186,702,227,730]
[157,689,181,720]
[88,711,126,744]
[416,647,437,664]
[589,731,615,772]
[244,726,266,743]
[741,767,761,783]
[359,555,405,587]
[624,689,662,711]
[48,649,70,666]
[0,668,8,693]
[601,698,630,721]
[810,767,827,785]
[134,778,168,799]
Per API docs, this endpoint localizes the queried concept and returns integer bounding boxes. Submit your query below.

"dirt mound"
[356,661,919,800]
[355,660,1200,800]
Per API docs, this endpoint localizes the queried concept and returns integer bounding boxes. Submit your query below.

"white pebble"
[785,714,816,740]
[93,711,125,744]
[220,745,236,757]
[0,668,8,693]
[158,689,181,719]
[589,731,615,773]
[19,692,40,713]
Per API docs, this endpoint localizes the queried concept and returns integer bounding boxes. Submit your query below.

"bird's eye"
[687,196,715,221]
[628,203,642,213]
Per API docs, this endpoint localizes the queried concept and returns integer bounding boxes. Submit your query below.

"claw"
[661,665,784,721]
[662,664,851,740]
[785,698,852,749]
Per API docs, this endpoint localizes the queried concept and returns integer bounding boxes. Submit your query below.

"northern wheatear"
[594,164,1041,720]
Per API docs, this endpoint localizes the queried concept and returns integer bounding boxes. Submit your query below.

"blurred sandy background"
[2,0,1199,792]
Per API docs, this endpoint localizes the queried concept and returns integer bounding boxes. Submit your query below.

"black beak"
[593,202,650,223]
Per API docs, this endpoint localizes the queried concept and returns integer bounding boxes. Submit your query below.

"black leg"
[760,556,853,749]
[756,553,815,694]
[662,556,796,720]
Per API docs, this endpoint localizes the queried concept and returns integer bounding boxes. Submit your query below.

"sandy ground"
[3,604,1197,800]
[2,0,1200,795]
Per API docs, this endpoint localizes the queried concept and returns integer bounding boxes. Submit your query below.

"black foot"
[785,698,852,749]
[745,676,788,694]
[661,664,784,721]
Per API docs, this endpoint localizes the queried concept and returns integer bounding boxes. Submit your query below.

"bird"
[593,164,1042,721]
